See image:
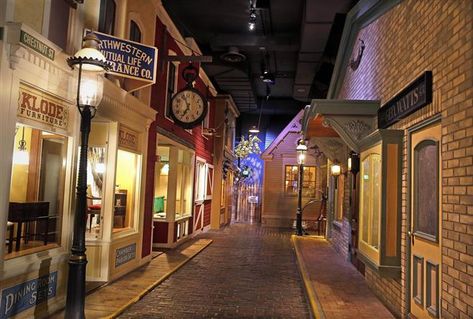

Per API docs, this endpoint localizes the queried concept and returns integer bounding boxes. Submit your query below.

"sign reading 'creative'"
[0,272,57,318]
[87,30,157,83]
[378,71,432,129]
[17,84,69,129]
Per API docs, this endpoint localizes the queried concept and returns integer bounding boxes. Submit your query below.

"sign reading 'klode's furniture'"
[87,30,157,84]
[17,84,69,129]
[378,71,432,129]
[0,272,57,318]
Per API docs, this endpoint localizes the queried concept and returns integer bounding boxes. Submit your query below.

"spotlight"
[249,21,256,31]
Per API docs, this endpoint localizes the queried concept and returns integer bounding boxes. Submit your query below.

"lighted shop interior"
[85,122,142,238]
[154,145,193,220]
[6,123,67,258]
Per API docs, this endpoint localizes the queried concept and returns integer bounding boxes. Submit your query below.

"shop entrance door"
[409,122,441,318]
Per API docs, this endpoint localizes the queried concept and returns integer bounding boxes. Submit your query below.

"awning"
[302,100,379,157]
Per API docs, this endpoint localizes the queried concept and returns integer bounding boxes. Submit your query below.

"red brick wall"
[337,0,473,317]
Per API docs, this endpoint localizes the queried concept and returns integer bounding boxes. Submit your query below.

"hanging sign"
[17,84,69,130]
[86,30,157,84]
[118,125,139,152]
[0,272,58,319]
[378,71,432,129]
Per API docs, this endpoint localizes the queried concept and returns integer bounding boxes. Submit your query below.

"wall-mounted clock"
[170,63,208,129]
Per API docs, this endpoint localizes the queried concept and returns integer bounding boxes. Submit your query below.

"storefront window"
[360,153,381,250]
[84,122,108,239]
[334,174,345,221]
[153,146,169,219]
[114,149,141,231]
[175,150,193,219]
[6,124,67,258]
[195,161,207,202]
[284,165,317,197]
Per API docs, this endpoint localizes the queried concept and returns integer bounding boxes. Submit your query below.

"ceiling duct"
[220,47,247,63]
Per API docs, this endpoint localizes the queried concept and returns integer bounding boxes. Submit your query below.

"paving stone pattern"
[120,224,311,319]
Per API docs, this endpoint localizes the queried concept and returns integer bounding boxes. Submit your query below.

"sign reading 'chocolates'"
[17,84,69,129]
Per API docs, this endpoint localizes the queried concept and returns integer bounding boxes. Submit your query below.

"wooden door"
[410,122,441,318]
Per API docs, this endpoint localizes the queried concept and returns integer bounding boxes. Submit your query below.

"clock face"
[170,89,207,128]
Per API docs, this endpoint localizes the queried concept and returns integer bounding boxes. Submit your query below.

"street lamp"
[295,139,307,236]
[65,33,109,319]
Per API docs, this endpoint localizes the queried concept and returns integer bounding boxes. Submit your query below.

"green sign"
[20,30,55,60]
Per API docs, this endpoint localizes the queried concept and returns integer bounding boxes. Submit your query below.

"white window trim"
[201,101,211,139]
[195,159,207,203]
[206,163,214,200]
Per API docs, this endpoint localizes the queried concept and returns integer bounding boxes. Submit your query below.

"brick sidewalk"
[50,239,212,318]
[293,236,395,319]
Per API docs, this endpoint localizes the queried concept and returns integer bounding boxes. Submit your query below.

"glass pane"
[361,158,370,243]
[176,150,193,218]
[7,124,67,258]
[153,146,169,219]
[114,149,141,231]
[415,141,438,237]
[370,154,381,248]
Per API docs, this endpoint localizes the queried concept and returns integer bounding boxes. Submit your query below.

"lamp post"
[65,33,109,319]
[295,139,307,236]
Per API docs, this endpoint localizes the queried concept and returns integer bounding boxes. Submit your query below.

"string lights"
[248,0,256,31]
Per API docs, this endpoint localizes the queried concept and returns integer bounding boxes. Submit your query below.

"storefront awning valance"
[302,99,380,154]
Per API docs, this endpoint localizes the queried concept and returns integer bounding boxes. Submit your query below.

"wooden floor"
[50,238,212,319]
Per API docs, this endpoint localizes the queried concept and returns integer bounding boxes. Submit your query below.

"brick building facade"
[304,0,472,317]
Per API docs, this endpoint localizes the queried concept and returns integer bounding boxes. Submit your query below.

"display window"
[85,122,109,239]
[114,149,142,231]
[154,144,193,220]
[360,153,381,252]
[195,160,207,202]
[175,150,193,219]
[153,146,169,219]
[5,123,67,258]
[334,174,345,221]
[284,165,317,197]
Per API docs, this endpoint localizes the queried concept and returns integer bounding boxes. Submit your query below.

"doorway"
[409,120,442,318]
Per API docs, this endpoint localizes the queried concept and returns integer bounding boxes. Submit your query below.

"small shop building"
[303,0,473,317]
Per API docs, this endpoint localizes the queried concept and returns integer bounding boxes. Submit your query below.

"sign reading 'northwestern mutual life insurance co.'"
[87,30,158,84]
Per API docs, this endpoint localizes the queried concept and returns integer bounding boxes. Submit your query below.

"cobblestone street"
[120,224,311,319]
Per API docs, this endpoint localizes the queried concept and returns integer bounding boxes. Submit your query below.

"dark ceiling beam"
[210,34,300,52]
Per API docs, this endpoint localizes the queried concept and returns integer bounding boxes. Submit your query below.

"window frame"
[358,147,382,264]
[98,0,116,35]
[413,139,440,242]
[283,165,317,198]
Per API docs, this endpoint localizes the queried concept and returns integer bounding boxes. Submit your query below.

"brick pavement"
[120,224,311,319]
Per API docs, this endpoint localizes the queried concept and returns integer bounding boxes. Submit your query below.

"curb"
[105,239,213,318]
[291,235,325,319]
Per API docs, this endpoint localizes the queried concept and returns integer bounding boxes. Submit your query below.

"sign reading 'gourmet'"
[17,84,69,129]
[87,30,157,83]
[378,71,432,129]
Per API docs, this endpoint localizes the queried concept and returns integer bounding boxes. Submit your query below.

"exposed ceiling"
[163,0,357,115]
